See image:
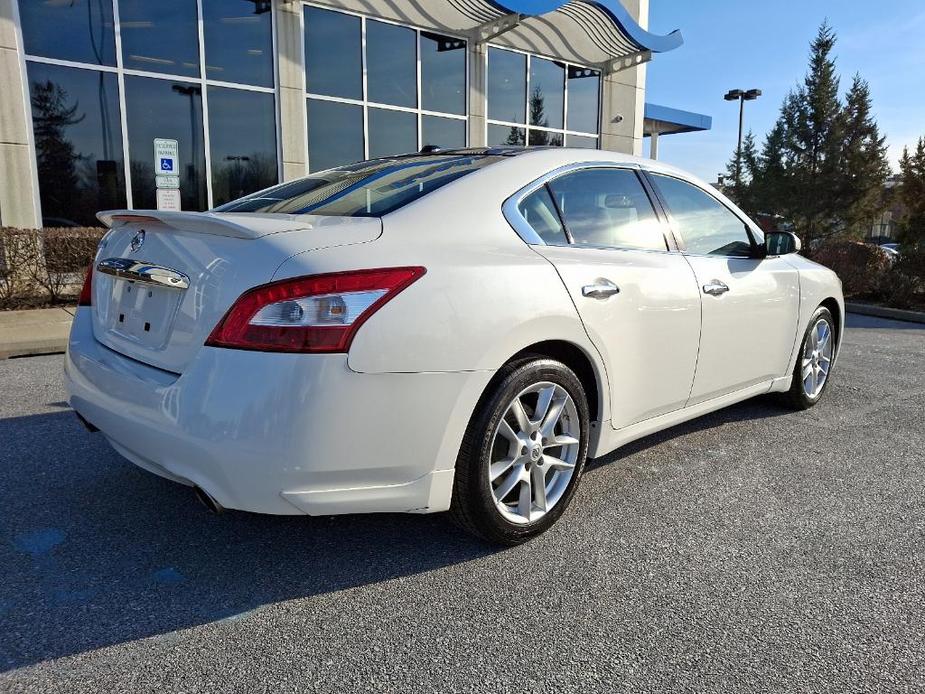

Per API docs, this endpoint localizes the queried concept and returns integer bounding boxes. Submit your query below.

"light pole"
[724,88,761,188]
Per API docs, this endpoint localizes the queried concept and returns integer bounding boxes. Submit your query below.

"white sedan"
[65,148,843,545]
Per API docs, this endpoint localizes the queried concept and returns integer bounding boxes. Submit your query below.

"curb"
[0,307,73,359]
[846,302,925,325]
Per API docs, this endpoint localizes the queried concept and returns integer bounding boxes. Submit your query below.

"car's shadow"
[1,395,790,671]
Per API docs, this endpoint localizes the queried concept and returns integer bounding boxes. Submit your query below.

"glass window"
[207,87,278,207]
[368,108,417,159]
[567,66,600,134]
[19,0,116,66]
[518,187,568,245]
[529,58,564,130]
[528,130,562,147]
[488,48,526,124]
[307,99,363,172]
[27,63,126,227]
[124,76,207,211]
[422,116,465,149]
[216,155,503,216]
[421,32,466,115]
[119,0,200,77]
[567,135,597,148]
[367,20,416,108]
[304,7,361,100]
[202,0,274,87]
[547,169,666,251]
[650,174,755,256]
[488,124,525,146]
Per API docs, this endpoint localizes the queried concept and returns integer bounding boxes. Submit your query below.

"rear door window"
[546,168,666,251]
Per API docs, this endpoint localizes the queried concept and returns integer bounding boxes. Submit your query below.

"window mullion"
[197,0,213,209]
[111,0,133,209]
[361,15,369,159]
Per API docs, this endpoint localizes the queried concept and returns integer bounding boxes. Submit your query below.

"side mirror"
[766,231,802,255]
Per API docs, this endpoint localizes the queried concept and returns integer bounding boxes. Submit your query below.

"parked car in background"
[65,148,844,544]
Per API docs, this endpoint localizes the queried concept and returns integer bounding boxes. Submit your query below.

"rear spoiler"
[96,209,313,240]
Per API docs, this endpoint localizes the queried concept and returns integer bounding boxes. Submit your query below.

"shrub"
[811,240,892,296]
[876,270,923,310]
[0,226,104,308]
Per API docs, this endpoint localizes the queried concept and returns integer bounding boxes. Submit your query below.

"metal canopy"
[310,0,683,67]
[643,103,712,136]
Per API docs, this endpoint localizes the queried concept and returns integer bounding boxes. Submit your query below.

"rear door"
[645,172,800,404]
[517,166,701,429]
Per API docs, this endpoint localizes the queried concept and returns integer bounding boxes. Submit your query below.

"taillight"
[78,264,94,306]
[205,267,425,353]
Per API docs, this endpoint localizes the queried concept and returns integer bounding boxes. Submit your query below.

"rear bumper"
[65,308,492,515]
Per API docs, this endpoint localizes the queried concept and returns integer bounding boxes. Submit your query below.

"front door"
[646,172,800,403]
[520,167,701,429]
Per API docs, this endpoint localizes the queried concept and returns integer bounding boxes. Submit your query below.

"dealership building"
[0,0,709,229]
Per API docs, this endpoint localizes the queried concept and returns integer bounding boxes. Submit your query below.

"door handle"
[702,279,730,296]
[582,279,620,299]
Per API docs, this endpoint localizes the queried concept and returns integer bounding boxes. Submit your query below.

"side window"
[517,186,569,245]
[650,174,755,257]
[546,169,666,251]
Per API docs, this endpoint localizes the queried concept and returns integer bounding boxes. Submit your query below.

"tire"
[449,357,590,545]
[781,306,837,410]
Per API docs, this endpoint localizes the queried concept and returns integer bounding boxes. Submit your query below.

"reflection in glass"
[368,109,417,159]
[124,76,207,211]
[119,0,200,77]
[567,135,598,148]
[421,32,466,115]
[529,58,564,130]
[528,130,563,146]
[307,99,363,172]
[422,116,465,149]
[650,174,754,256]
[208,87,278,207]
[27,63,125,227]
[567,66,600,134]
[488,124,524,146]
[305,7,361,99]
[367,20,416,108]
[548,169,665,251]
[216,156,504,217]
[488,48,526,124]
[20,0,115,66]
[202,0,274,87]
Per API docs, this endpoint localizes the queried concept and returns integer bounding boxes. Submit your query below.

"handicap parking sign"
[153,138,179,177]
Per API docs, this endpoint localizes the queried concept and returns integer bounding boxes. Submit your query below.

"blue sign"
[160,157,174,172]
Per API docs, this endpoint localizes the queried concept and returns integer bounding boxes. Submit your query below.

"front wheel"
[450,358,590,545]
[781,306,836,410]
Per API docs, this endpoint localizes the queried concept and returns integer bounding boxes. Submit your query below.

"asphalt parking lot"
[1,313,923,693]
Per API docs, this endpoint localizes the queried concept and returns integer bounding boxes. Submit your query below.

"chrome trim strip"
[97,258,190,290]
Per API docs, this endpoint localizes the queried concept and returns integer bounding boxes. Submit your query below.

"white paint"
[65,148,844,521]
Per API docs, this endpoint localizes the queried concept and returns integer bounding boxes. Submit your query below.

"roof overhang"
[306,0,682,67]
[644,103,712,136]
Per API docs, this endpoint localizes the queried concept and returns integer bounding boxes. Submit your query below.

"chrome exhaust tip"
[193,486,224,514]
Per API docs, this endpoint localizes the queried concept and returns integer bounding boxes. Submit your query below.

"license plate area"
[104,278,182,350]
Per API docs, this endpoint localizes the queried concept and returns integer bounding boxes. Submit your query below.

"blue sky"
[645,0,925,181]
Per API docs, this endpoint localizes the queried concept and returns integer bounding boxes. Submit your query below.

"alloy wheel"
[488,382,581,524]
[801,318,833,398]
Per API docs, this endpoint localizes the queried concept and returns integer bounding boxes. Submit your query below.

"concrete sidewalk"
[0,307,74,359]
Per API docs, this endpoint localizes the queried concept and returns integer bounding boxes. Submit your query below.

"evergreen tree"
[780,21,845,248]
[31,81,84,220]
[898,138,925,247]
[724,131,760,216]
[839,75,890,237]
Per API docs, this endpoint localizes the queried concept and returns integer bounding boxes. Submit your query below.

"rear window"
[214,155,503,217]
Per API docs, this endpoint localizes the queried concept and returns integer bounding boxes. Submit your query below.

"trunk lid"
[89,210,381,373]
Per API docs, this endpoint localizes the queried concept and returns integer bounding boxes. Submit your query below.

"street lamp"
[724,88,761,187]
